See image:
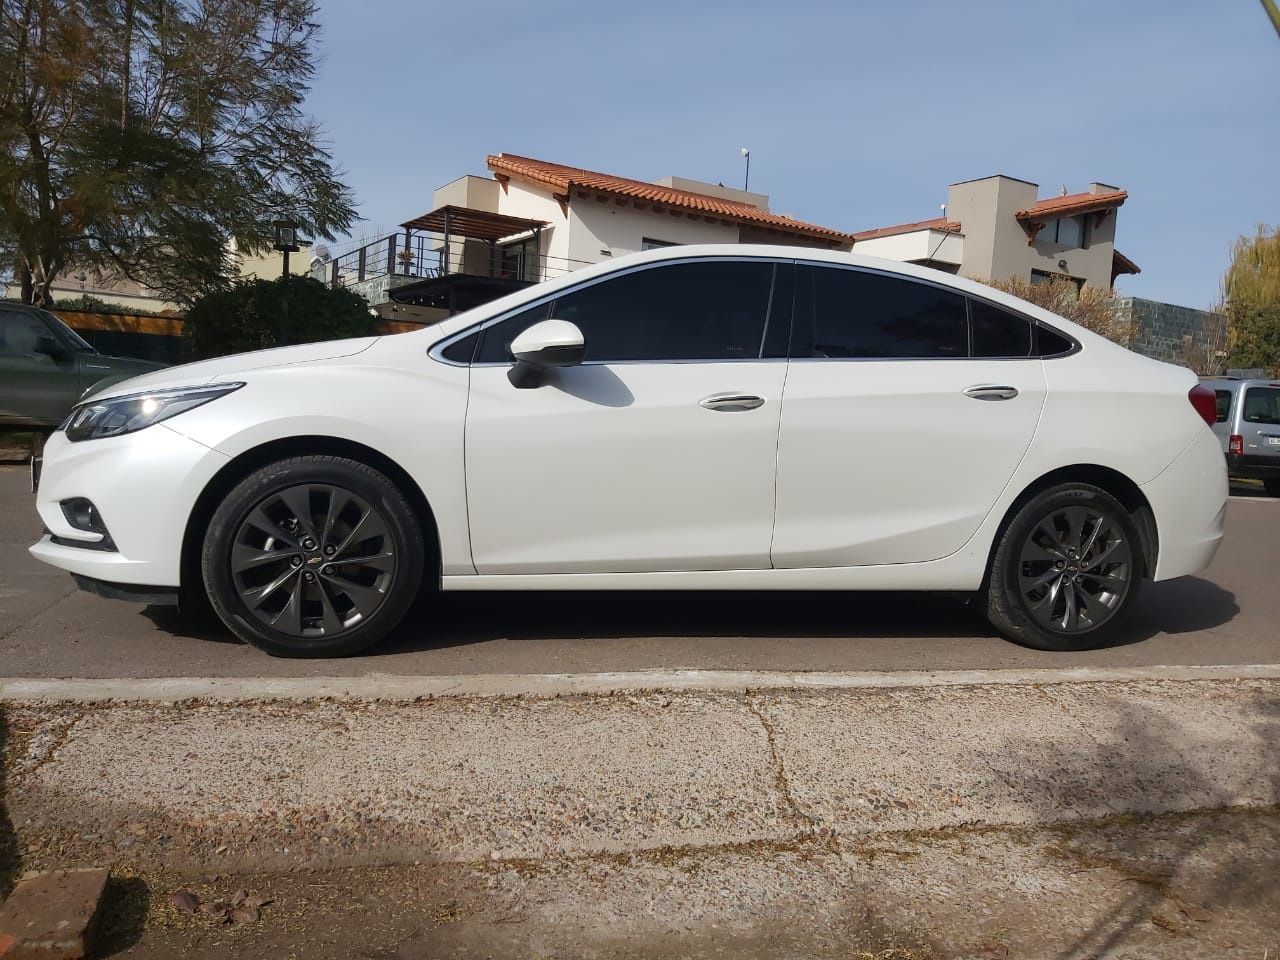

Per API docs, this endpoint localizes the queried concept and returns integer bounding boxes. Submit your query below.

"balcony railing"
[324,233,593,291]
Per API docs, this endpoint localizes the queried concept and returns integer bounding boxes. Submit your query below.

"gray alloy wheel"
[229,483,397,639]
[1015,504,1133,634]
[985,482,1144,651]
[203,455,425,658]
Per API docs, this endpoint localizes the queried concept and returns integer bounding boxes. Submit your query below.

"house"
[849,174,1139,291]
[331,153,856,323]
[2,240,311,315]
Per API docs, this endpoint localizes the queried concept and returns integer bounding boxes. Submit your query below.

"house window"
[1030,269,1084,294]
[499,237,539,282]
[1036,216,1087,249]
[641,237,679,251]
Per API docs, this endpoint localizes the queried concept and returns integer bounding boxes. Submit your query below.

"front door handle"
[963,385,1019,401]
[700,393,766,412]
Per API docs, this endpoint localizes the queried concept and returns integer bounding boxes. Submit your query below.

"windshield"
[1242,387,1280,425]
[38,309,97,354]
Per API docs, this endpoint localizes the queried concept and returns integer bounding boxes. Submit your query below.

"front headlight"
[63,383,244,442]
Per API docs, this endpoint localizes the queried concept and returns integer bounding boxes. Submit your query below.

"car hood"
[85,336,381,400]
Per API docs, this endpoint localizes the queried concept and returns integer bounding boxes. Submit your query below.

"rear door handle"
[963,385,1019,401]
[700,393,766,412]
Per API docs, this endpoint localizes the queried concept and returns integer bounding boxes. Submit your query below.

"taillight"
[1230,434,1244,456]
[1187,384,1217,427]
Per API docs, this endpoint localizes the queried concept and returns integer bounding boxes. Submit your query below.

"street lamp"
[273,220,300,275]
[272,220,300,346]
[740,147,750,192]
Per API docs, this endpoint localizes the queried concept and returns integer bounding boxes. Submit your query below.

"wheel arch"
[180,435,442,604]
[987,464,1158,580]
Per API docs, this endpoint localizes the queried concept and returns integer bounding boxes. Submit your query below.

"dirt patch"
[47,809,1280,959]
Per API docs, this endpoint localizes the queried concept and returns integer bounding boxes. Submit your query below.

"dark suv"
[0,303,166,429]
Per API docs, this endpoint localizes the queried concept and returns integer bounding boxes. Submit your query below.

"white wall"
[495,180,572,265]
[852,230,963,266]
[567,198,739,264]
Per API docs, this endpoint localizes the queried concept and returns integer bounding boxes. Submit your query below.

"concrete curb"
[2,662,1279,703]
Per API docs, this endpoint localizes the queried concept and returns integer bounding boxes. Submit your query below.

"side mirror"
[34,335,71,364]
[508,319,585,388]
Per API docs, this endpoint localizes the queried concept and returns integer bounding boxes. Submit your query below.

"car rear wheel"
[1264,478,1280,498]
[985,483,1143,651]
[202,455,425,657]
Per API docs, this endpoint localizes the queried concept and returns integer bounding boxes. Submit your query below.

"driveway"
[0,465,1274,678]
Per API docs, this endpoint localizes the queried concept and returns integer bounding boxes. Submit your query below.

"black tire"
[201,455,425,657]
[985,483,1144,652]
[1264,478,1280,498]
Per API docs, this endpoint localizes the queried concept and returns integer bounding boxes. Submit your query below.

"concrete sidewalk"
[4,672,1279,957]
[6,676,1278,872]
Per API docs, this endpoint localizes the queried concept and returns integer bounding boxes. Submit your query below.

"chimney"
[1089,182,1122,196]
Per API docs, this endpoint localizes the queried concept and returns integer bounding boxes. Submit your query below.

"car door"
[0,308,81,426]
[771,263,1047,568]
[462,257,791,575]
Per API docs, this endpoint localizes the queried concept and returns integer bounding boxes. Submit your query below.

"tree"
[1223,226,1280,375]
[982,275,1135,345]
[181,275,371,360]
[0,0,356,307]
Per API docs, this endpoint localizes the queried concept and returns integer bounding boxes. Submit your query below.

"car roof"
[1200,378,1280,388]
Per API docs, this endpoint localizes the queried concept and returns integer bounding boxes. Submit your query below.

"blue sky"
[307,0,1279,309]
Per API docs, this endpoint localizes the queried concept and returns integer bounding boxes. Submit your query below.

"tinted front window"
[475,302,551,363]
[970,299,1032,358]
[798,266,967,359]
[1242,387,1280,425]
[478,260,777,364]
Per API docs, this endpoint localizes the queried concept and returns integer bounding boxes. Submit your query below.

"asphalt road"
[1,465,1276,678]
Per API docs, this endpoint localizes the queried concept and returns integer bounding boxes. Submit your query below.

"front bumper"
[28,424,229,587]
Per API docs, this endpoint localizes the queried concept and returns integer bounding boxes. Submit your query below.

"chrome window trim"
[428,255,794,367]
[428,254,1082,366]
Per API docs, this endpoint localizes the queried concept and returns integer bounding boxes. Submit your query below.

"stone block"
[0,868,110,959]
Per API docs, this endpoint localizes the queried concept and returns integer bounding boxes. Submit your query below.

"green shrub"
[182,277,372,360]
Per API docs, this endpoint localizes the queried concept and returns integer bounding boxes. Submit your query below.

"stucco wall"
[852,230,963,267]
[946,176,1117,289]
[494,180,572,268]
[567,196,739,265]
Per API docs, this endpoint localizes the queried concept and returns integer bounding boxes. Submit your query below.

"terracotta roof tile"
[486,154,856,244]
[1016,190,1127,221]
[851,217,963,242]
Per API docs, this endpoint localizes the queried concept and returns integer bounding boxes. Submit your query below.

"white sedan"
[29,246,1227,657]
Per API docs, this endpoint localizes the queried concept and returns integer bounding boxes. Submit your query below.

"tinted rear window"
[1242,387,1280,425]
[970,299,1032,358]
[1036,326,1074,357]
[799,266,968,359]
[1214,389,1232,423]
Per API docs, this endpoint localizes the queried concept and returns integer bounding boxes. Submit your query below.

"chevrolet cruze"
[30,246,1228,657]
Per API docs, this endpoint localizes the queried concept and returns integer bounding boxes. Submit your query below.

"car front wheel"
[202,455,425,657]
[985,483,1143,651]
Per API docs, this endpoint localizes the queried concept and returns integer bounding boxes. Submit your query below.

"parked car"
[1200,376,1280,496]
[0,303,166,429]
[28,246,1227,657]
